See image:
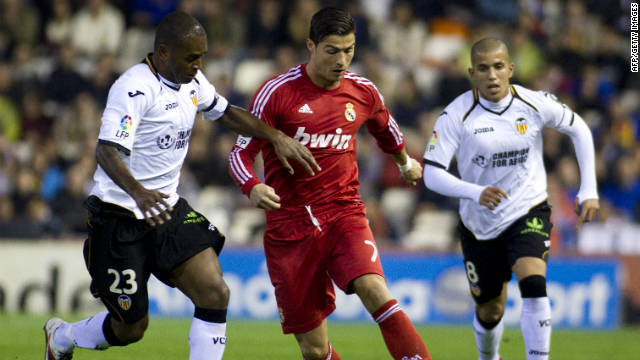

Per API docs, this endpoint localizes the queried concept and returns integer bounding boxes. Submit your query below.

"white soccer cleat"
[44,318,74,360]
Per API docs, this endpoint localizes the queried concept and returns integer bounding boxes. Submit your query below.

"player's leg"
[508,201,553,360]
[171,247,229,360]
[327,211,431,360]
[474,284,507,360]
[294,320,340,360]
[513,257,550,360]
[351,273,431,360]
[263,215,340,360]
[459,222,511,360]
[45,208,152,359]
[162,200,229,360]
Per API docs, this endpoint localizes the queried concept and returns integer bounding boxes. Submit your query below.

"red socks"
[372,299,432,360]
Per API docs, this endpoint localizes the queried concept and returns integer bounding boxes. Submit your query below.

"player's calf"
[519,275,551,360]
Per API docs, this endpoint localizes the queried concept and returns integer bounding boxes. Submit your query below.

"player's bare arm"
[249,183,281,210]
[479,186,508,210]
[574,198,600,227]
[95,143,173,226]
[218,105,321,176]
[391,150,423,186]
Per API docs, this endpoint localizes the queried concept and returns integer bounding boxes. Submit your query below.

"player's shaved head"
[154,11,206,50]
[470,38,509,66]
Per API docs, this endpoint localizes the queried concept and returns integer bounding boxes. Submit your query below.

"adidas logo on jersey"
[298,104,313,113]
[293,126,352,150]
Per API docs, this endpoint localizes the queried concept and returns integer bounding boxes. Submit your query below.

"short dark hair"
[154,11,206,50]
[309,7,355,44]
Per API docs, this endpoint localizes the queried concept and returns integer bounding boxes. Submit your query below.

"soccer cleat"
[44,318,74,360]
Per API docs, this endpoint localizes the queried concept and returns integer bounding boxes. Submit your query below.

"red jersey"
[228,64,405,222]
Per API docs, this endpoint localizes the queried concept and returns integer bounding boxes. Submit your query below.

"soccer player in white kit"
[43,11,319,360]
[423,38,599,360]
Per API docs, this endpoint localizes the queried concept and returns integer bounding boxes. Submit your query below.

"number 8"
[465,261,479,284]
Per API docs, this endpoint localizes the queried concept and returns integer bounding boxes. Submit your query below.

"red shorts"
[264,203,384,334]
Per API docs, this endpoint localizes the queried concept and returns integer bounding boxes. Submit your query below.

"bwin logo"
[212,336,226,345]
[293,127,352,150]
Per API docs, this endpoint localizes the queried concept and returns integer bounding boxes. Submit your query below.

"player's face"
[468,48,514,102]
[306,33,355,89]
[165,34,208,84]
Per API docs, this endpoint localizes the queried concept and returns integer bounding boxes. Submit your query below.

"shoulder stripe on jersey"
[344,72,385,103]
[423,159,446,169]
[510,85,539,112]
[98,139,131,156]
[229,148,252,184]
[143,55,160,80]
[569,111,575,126]
[462,89,479,122]
[251,66,302,118]
[388,116,403,145]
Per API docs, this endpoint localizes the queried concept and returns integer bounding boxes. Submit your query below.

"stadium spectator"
[228,7,431,360]
[70,0,125,58]
[423,38,599,360]
[43,11,318,360]
[45,0,74,50]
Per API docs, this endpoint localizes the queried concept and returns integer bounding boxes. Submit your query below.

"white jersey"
[90,56,229,219]
[424,85,590,239]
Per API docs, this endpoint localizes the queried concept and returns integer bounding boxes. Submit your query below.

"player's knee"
[113,318,148,344]
[197,277,230,308]
[477,301,504,323]
[518,274,547,298]
[300,343,329,360]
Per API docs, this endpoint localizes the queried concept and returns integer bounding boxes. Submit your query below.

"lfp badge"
[344,102,356,122]
[120,115,133,130]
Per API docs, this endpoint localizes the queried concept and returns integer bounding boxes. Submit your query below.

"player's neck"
[478,88,513,110]
[305,63,341,90]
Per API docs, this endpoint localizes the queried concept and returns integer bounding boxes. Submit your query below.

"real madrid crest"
[515,117,528,134]
[344,102,356,122]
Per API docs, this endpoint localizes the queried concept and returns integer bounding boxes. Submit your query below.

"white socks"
[473,312,503,360]
[55,311,110,350]
[521,297,551,360]
[189,317,227,360]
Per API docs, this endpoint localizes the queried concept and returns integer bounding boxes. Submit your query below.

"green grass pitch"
[2,314,638,359]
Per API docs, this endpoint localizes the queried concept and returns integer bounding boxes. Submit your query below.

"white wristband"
[397,159,412,173]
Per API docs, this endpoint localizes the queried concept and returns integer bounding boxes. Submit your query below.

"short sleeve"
[97,76,151,155]
[196,71,230,121]
[423,111,461,170]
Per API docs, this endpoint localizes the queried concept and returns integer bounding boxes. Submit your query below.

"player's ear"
[306,38,315,54]
[508,62,514,78]
[157,43,170,61]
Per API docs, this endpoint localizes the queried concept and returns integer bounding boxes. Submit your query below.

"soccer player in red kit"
[228,7,431,360]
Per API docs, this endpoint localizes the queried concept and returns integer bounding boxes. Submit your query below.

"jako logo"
[212,337,226,345]
[293,127,352,149]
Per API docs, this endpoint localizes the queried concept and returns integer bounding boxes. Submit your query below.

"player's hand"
[574,198,599,227]
[479,186,508,210]
[250,183,281,210]
[131,188,173,226]
[272,132,321,176]
[399,157,423,186]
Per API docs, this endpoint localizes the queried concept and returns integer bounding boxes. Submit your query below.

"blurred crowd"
[0,0,638,253]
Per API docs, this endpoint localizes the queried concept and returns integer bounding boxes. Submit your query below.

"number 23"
[107,268,138,294]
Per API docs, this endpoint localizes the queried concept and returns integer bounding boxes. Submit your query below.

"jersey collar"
[478,88,514,112]
[143,53,181,91]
